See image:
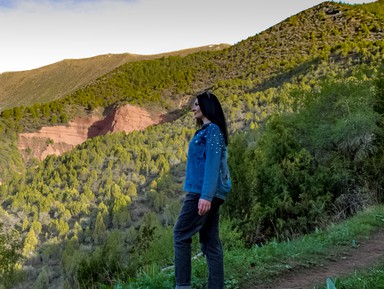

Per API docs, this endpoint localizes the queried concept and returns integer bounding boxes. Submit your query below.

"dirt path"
[250,229,384,289]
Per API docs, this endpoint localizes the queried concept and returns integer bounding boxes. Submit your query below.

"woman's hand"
[198,198,211,216]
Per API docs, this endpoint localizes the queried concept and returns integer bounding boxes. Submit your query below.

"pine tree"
[23,229,38,256]
[93,212,106,245]
[31,220,42,235]
[127,181,137,197]
[21,217,29,232]
[34,266,50,289]
[0,223,22,276]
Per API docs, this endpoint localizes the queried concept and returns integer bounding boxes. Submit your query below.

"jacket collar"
[201,122,212,129]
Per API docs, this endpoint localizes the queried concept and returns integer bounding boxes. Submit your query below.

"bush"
[224,79,383,245]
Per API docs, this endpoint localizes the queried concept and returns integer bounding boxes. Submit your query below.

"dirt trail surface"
[250,229,384,289]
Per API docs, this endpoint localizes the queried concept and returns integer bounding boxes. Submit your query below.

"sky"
[0,0,377,73]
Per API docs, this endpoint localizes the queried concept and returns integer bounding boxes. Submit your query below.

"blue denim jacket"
[183,123,231,201]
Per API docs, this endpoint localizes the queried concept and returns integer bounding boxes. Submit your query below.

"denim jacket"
[183,123,231,201]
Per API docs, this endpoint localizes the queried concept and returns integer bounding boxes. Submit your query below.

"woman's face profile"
[192,98,204,120]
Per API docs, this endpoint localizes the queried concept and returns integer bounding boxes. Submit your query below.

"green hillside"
[1,1,384,288]
[0,44,229,111]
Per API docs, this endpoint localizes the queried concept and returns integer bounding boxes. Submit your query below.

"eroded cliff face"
[18,105,161,161]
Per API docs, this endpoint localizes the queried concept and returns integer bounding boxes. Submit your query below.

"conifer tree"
[112,196,131,228]
[127,181,137,197]
[0,223,22,276]
[93,212,106,244]
[34,266,50,289]
[23,229,38,256]
[21,217,29,232]
[31,220,42,235]
[98,202,109,219]
[73,221,82,241]
[111,183,122,199]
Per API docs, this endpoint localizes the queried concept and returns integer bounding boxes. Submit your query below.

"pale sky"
[0,0,376,73]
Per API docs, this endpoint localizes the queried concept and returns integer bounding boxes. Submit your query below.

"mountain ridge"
[0,44,229,111]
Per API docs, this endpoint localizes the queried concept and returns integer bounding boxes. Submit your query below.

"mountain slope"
[215,1,384,86]
[1,1,384,288]
[1,1,384,179]
[0,44,229,111]
[1,1,384,180]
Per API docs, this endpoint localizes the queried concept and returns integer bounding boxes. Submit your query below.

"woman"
[174,91,231,289]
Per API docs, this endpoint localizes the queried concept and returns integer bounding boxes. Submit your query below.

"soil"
[249,229,384,289]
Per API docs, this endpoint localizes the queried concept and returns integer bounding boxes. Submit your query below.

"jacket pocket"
[191,138,206,159]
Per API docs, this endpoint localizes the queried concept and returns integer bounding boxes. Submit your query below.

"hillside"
[0,44,229,111]
[0,1,384,289]
[3,0,384,165]
[18,104,164,161]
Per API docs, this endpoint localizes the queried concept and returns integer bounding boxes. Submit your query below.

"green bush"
[224,78,383,245]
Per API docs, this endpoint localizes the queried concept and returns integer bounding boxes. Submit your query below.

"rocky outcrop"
[18,104,160,161]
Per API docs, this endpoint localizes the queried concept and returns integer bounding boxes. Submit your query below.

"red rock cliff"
[18,104,160,161]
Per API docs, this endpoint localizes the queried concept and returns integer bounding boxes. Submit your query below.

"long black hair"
[196,91,229,145]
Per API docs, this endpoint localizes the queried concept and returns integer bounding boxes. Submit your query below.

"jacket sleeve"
[200,124,225,201]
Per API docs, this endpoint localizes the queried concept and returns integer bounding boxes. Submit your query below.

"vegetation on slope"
[114,204,384,289]
[0,1,384,288]
[2,1,384,180]
[2,69,383,289]
[0,44,229,111]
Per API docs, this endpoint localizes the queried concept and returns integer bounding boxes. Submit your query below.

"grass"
[315,261,384,289]
[107,204,384,289]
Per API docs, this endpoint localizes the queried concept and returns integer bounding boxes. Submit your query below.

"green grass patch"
[315,261,384,289]
[108,205,384,289]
